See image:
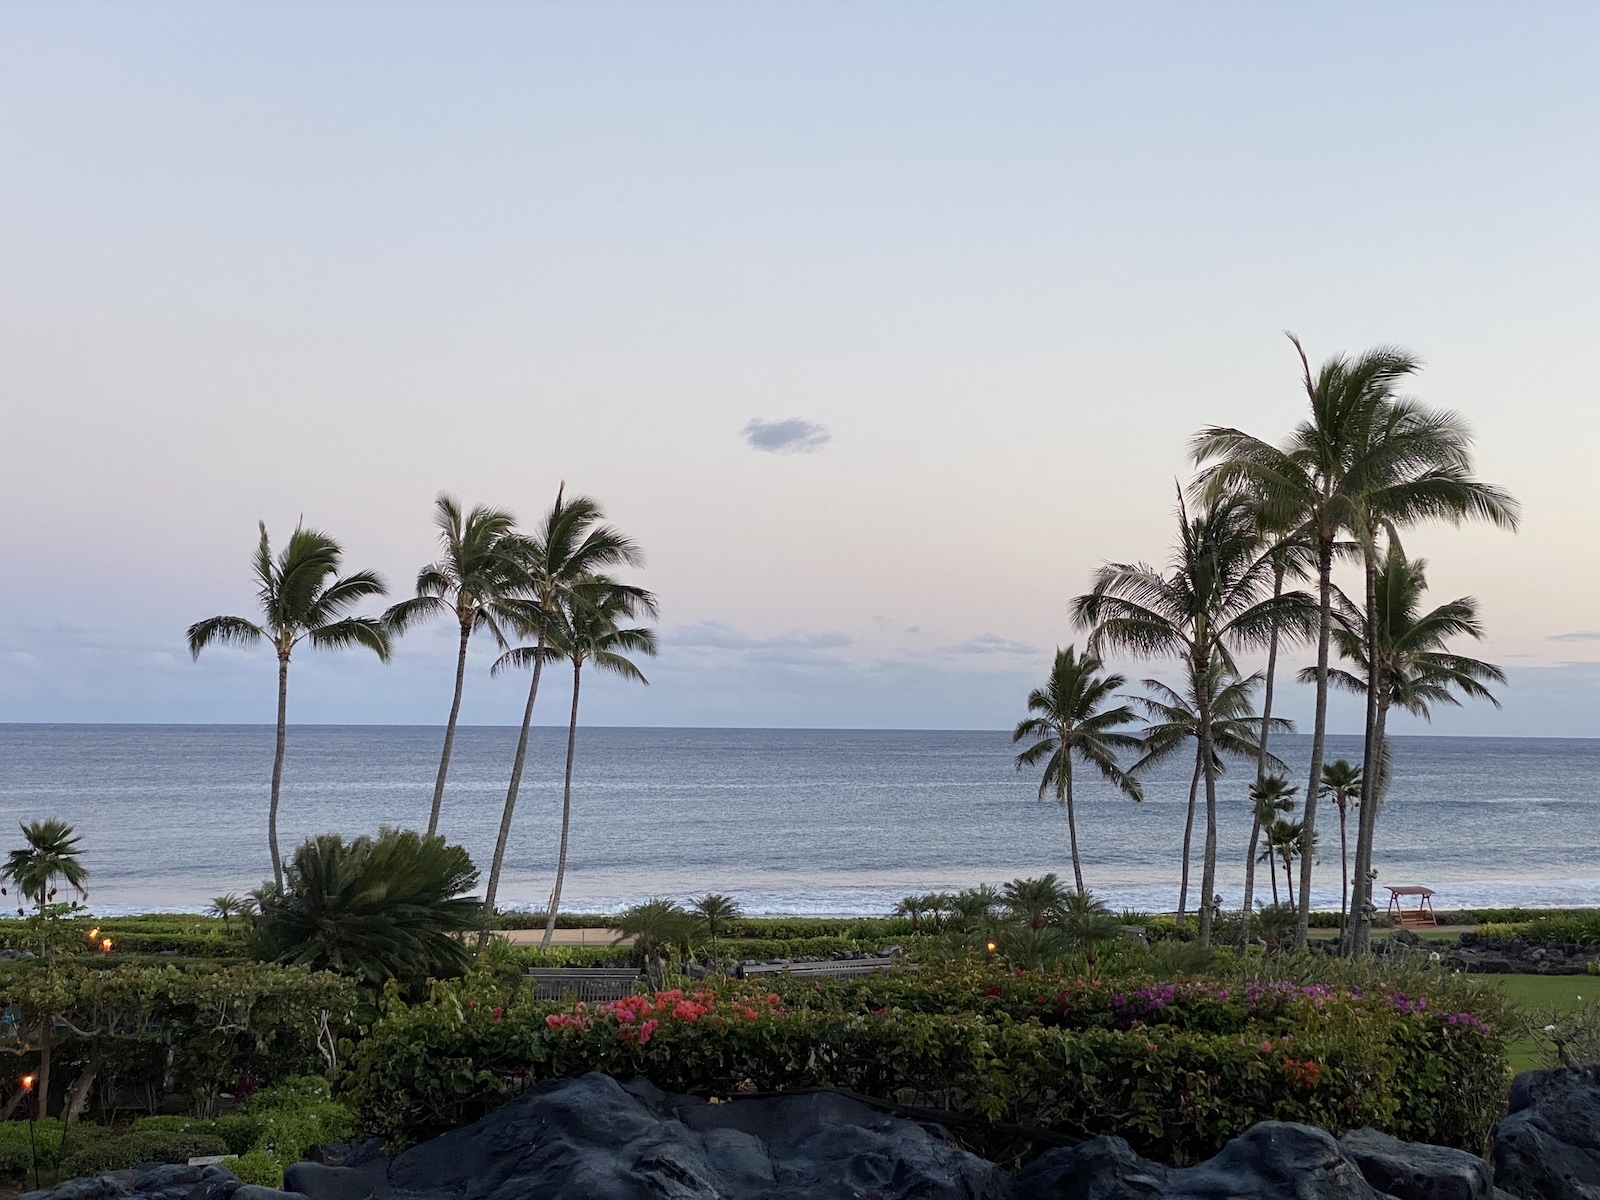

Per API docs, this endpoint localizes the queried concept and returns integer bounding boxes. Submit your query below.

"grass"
[1494,974,1594,1072]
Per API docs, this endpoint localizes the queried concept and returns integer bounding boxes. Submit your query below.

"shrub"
[0,1117,64,1168]
[1520,912,1600,946]
[133,1076,355,1173]
[62,1131,229,1175]
[231,1150,283,1187]
[344,960,1505,1163]
[1477,922,1532,940]
[0,1141,32,1178]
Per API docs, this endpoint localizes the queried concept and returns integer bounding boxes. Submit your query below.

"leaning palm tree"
[476,489,644,936]
[1129,658,1290,931]
[1074,493,1314,946]
[1012,647,1144,895]
[1320,545,1503,951]
[1318,759,1362,934]
[1193,336,1517,946]
[188,523,390,888]
[530,579,658,950]
[384,494,521,837]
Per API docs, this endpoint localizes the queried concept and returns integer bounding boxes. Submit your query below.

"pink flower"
[638,1019,659,1046]
[1260,1040,1273,1052]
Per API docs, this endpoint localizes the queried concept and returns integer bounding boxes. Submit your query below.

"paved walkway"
[492,927,630,946]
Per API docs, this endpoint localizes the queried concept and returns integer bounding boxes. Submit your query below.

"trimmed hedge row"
[344,965,1505,1164]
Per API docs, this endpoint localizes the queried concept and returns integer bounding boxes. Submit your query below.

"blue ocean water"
[0,724,1595,915]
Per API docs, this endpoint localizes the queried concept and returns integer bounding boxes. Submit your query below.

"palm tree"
[254,828,481,986]
[1074,494,1314,946]
[188,523,391,888]
[206,892,256,932]
[614,899,695,984]
[1002,874,1069,931]
[383,495,520,837]
[1193,336,1517,946]
[1321,545,1504,951]
[948,885,1002,934]
[1266,816,1308,909]
[529,579,658,950]
[1,820,88,919]
[477,489,644,937]
[1128,659,1290,931]
[891,893,931,933]
[1012,647,1145,895]
[690,893,742,942]
[1246,774,1298,918]
[1318,760,1362,934]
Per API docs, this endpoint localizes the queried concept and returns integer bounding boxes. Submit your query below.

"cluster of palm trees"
[188,488,656,944]
[1014,336,1517,951]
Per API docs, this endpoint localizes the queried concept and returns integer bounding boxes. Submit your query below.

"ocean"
[0,724,1595,916]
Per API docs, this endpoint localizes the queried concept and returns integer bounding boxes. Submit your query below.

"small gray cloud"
[669,621,852,654]
[945,634,1040,656]
[1549,631,1600,642]
[742,417,831,454]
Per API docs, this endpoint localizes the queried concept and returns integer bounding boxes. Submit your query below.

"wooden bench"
[1385,886,1438,928]
[525,967,643,1001]
[737,958,899,981]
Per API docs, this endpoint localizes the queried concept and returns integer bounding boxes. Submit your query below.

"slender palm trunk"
[1177,752,1201,931]
[1283,849,1295,909]
[1338,804,1350,937]
[428,620,472,837]
[541,660,583,950]
[1352,694,1389,954]
[1296,534,1335,946]
[1266,845,1279,905]
[269,653,289,890]
[479,632,546,943]
[1350,550,1383,954]
[1064,758,1084,896]
[1242,562,1284,946]
[1196,674,1220,948]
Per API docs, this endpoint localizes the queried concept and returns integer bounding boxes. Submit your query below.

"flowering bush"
[342,962,1505,1164]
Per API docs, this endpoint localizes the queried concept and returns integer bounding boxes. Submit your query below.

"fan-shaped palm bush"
[254,828,480,987]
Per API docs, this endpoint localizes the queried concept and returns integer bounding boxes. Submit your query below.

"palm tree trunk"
[1241,560,1284,946]
[1339,804,1350,938]
[1283,849,1295,909]
[541,660,582,950]
[1296,534,1335,947]
[1351,550,1383,954]
[1064,758,1084,896]
[269,653,289,890]
[1177,752,1201,931]
[36,1017,52,1120]
[1267,846,1279,906]
[428,620,472,837]
[479,633,546,944]
[1196,677,1220,948]
[1352,694,1389,954]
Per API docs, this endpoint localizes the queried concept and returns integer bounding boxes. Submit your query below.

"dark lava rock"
[384,1071,1008,1200]
[1018,1122,1380,1200]
[1494,1064,1600,1200]
[1339,1128,1492,1200]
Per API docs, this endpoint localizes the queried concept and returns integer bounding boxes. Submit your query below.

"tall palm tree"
[1074,494,1314,946]
[1266,815,1308,909]
[384,494,520,837]
[1321,545,1503,951]
[1128,659,1290,930]
[1012,647,1145,895]
[477,489,643,935]
[188,523,390,888]
[531,579,658,950]
[1318,759,1362,934]
[690,893,742,942]
[1194,337,1517,947]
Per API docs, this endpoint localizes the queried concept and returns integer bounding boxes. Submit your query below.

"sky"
[1,2,1597,734]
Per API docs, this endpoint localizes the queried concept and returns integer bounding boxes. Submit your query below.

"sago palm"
[384,494,521,837]
[1012,647,1144,895]
[478,489,644,936]
[1074,494,1314,945]
[529,578,658,949]
[1318,759,1362,933]
[1002,874,1069,931]
[1193,335,1516,946]
[188,522,390,888]
[1129,657,1290,931]
[1320,545,1503,949]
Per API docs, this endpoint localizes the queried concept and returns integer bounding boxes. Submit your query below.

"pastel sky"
[2,3,1597,734]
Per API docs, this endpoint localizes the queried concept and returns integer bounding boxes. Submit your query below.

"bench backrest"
[525,968,643,1001]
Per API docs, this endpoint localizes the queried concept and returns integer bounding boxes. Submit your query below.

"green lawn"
[1493,975,1595,1072]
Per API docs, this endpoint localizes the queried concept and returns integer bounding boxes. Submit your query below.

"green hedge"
[345,963,1505,1164]
[132,1076,356,1173]
[62,1131,230,1176]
